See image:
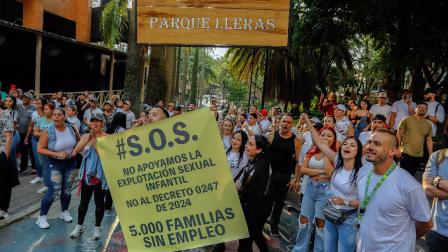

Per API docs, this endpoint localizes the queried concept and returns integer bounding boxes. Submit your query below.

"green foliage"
[100,0,128,48]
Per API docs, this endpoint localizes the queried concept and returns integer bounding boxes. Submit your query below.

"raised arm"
[301,113,337,162]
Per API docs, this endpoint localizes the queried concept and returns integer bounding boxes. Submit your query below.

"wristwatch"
[344,199,351,207]
[434,177,443,189]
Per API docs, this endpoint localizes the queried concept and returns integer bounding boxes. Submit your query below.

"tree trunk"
[189,48,199,105]
[180,48,190,105]
[261,50,270,108]
[145,47,176,105]
[164,47,176,104]
[174,47,181,102]
[410,63,425,103]
[123,0,144,113]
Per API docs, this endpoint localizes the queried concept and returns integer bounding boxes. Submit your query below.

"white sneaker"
[93,226,101,240]
[36,215,50,229]
[59,211,73,223]
[70,224,84,238]
[30,177,43,184]
[36,186,48,194]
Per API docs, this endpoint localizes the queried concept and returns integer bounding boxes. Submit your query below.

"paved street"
[0,187,118,252]
[0,178,430,252]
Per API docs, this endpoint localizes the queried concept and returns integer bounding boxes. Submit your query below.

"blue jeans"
[10,131,20,169]
[31,137,42,177]
[324,211,357,252]
[293,180,332,252]
[40,158,75,216]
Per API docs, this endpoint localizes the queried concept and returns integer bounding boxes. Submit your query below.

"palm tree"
[100,0,143,112]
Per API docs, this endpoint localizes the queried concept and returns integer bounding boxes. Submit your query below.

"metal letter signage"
[137,0,291,47]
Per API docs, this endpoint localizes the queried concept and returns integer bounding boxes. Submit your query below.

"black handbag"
[324,204,357,224]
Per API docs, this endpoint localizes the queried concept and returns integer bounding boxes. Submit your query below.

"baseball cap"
[104,100,113,106]
[143,104,151,112]
[260,108,268,116]
[378,92,387,98]
[90,113,105,122]
[334,104,347,111]
[22,92,34,100]
[89,97,98,103]
[310,117,321,124]
[66,98,76,106]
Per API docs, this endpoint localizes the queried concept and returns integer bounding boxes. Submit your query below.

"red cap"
[261,108,268,116]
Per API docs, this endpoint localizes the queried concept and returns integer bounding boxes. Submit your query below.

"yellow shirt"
[398,116,432,157]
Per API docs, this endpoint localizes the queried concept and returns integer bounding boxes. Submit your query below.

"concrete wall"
[22,0,91,42]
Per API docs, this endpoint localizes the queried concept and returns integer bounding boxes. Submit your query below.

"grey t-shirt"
[17,104,36,134]
[356,164,431,252]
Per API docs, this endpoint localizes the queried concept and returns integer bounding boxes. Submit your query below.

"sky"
[212,48,228,59]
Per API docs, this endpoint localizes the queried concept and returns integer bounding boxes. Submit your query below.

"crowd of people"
[0,85,448,252]
[215,88,447,252]
[0,88,175,239]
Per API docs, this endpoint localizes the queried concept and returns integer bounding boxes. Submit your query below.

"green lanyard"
[357,163,397,223]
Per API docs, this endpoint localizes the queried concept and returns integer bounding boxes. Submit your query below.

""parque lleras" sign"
[137,0,291,47]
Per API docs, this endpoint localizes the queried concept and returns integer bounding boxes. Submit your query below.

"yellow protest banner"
[97,109,249,251]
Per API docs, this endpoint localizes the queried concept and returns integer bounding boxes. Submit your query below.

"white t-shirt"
[425,100,445,136]
[330,168,358,210]
[245,124,262,135]
[356,164,431,252]
[222,135,231,150]
[359,131,371,164]
[54,127,77,154]
[259,119,271,134]
[227,151,248,178]
[358,131,371,146]
[369,104,392,124]
[391,100,416,130]
[299,138,313,194]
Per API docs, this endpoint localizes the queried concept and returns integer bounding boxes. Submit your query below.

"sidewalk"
[0,170,46,228]
[0,182,118,252]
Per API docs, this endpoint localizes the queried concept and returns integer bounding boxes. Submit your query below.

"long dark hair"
[335,136,363,185]
[107,112,127,134]
[226,130,248,164]
[253,134,269,157]
[6,95,17,110]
